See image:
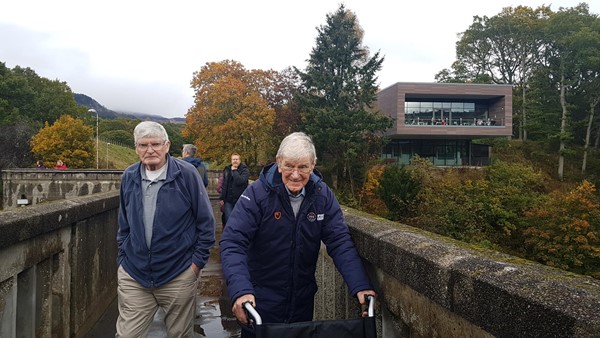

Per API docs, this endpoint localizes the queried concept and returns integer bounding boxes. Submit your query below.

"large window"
[404,101,493,126]
[382,139,483,166]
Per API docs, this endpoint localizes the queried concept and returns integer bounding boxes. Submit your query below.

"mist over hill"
[73,93,185,123]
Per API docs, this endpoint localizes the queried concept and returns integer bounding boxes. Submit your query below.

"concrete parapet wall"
[315,207,600,338]
[1,169,122,210]
[1,169,222,210]
[0,191,120,338]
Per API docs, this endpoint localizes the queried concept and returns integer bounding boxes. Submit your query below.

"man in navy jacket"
[220,132,376,337]
[182,143,209,188]
[116,121,215,337]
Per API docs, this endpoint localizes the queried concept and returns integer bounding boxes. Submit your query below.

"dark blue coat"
[117,155,215,288]
[220,163,372,323]
[182,156,208,187]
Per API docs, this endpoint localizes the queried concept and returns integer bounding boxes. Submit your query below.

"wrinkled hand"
[357,290,377,317]
[232,294,256,325]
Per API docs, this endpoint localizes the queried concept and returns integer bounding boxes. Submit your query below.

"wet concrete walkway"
[85,199,241,337]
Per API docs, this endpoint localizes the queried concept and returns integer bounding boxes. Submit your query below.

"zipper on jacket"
[148,250,154,288]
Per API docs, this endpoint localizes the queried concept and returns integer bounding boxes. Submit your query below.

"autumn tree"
[296,4,393,194]
[0,62,87,168]
[184,60,275,167]
[31,115,95,168]
[523,181,600,278]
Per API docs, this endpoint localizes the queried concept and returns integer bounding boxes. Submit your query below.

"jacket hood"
[183,157,204,167]
[259,162,323,191]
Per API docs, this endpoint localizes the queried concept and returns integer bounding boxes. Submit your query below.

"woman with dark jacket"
[220,132,376,337]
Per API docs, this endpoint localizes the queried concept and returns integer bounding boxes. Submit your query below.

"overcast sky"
[1,1,597,118]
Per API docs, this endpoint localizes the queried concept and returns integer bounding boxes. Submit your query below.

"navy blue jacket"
[117,154,215,288]
[183,156,209,187]
[220,163,372,323]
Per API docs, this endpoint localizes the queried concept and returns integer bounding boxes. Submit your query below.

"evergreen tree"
[296,4,393,194]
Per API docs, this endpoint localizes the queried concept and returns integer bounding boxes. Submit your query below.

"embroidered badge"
[274,211,281,220]
[307,212,317,222]
[317,214,324,221]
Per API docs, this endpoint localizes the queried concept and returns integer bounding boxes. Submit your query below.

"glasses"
[136,142,165,151]
[280,164,312,174]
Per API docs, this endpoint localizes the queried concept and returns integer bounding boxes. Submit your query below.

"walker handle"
[242,301,262,325]
[366,295,375,318]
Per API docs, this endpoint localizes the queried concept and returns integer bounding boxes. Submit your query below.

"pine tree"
[296,4,393,194]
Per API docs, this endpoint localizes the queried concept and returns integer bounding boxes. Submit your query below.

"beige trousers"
[115,265,199,338]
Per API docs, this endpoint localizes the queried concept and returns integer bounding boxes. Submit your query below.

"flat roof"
[379,81,514,92]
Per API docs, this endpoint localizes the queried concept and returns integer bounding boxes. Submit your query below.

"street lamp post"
[88,109,98,169]
[106,142,110,168]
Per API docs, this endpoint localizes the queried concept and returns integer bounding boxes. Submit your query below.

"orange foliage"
[357,164,387,216]
[523,181,600,277]
[184,60,276,167]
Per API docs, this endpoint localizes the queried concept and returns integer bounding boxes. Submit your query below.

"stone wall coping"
[343,207,600,337]
[0,190,120,251]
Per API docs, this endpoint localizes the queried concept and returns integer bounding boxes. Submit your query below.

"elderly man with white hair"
[220,132,376,338]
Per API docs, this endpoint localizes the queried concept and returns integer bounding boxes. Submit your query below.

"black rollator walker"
[243,295,377,338]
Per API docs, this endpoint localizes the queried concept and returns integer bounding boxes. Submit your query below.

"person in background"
[115,121,215,337]
[219,153,250,226]
[36,160,46,169]
[54,160,67,170]
[220,132,376,338]
[182,143,209,188]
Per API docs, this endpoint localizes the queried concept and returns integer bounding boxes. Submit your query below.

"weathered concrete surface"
[1,169,122,210]
[0,191,120,338]
[337,207,600,338]
[1,169,223,210]
[4,186,599,338]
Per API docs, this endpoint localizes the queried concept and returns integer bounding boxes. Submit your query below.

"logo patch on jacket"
[274,211,281,220]
[307,212,317,222]
[317,214,324,221]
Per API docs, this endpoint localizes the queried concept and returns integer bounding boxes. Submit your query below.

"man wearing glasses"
[116,121,215,337]
[220,132,376,337]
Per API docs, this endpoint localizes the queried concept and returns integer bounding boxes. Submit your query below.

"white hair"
[276,132,317,165]
[133,121,169,144]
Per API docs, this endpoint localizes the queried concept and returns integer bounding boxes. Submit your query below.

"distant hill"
[73,93,186,123]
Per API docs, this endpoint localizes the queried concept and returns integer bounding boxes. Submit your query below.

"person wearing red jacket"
[54,160,67,170]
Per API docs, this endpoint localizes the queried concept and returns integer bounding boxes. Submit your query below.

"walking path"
[86,199,241,337]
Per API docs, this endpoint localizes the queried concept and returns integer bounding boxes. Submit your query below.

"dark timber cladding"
[376,82,513,166]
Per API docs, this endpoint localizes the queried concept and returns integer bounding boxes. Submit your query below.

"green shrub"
[376,165,421,220]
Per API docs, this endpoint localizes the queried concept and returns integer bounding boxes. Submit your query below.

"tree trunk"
[595,122,600,149]
[582,101,598,174]
[522,84,528,142]
[521,59,528,142]
[558,73,568,181]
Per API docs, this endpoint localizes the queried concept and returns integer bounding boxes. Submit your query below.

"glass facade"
[404,101,499,126]
[382,139,490,166]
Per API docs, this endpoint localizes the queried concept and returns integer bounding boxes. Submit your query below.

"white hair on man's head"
[133,121,169,144]
[276,132,317,165]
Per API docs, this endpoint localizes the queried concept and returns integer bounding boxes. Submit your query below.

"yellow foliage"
[31,115,95,168]
[357,164,387,216]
